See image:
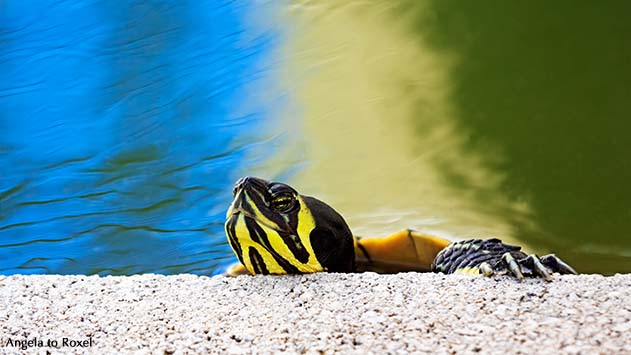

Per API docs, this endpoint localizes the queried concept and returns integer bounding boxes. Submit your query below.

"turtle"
[224,176,577,280]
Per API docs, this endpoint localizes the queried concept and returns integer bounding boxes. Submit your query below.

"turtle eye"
[270,193,294,212]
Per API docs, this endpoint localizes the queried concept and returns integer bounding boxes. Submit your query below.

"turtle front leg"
[431,239,578,281]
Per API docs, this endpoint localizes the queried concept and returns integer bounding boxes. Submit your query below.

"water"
[1,1,630,275]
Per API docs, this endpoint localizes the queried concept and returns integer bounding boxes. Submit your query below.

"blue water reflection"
[0,1,286,274]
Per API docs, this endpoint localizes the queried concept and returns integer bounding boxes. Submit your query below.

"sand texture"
[1,273,630,354]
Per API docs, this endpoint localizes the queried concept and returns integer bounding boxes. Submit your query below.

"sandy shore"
[0,273,630,354]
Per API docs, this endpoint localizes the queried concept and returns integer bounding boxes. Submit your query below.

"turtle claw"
[526,254,553,281]
[540,254,578,275]
[502,252,524,281]
[479,262,495,276]
[432,238,578,281]
[498,253,573,281]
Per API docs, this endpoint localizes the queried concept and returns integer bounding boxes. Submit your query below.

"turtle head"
[225,176,355,275]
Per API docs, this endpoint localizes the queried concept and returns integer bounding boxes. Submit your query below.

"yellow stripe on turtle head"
[232,213,286,275]
[290,196,323,272]
[249,195,324,273]
[243,191,281,231]
[229,191,325,274]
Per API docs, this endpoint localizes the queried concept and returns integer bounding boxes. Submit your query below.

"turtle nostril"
[233,177,252,196]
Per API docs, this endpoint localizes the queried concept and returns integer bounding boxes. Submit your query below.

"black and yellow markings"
[245,192,312,264]
[225,189,325,275]
[229,213,287,274]
[248,247,268,275]
[432,239,507,275]
[225,215,244,266]
[226,177,579,279]
[244,216,300,274]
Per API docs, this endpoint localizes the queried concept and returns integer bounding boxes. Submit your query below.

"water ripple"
[0,0,293,275]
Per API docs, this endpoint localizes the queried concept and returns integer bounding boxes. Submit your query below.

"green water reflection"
[278,1,631,274]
